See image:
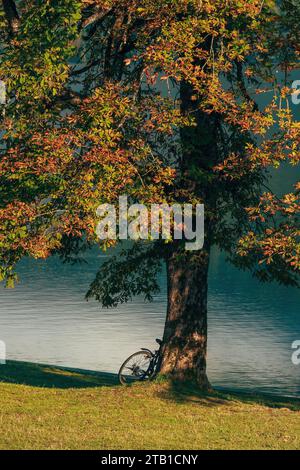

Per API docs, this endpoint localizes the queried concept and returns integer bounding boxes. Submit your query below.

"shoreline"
[0,358,299,403]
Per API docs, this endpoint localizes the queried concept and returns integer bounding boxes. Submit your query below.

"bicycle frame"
[140,344,162,379]
[119,339,163,385]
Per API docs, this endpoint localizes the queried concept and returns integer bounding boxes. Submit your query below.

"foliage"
[0,0,299,295]
[86,243,163,306]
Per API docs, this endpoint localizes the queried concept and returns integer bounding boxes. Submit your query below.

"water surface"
[0,248,299,397]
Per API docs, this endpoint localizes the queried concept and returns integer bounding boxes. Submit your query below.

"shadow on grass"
[0,360,119,389]
[1,360,299,411]
[155,379,300,411]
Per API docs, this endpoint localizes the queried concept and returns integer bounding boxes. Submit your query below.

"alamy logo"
[96,196,204,251]
[291,340,300,365]
[292,80,300,105]
[0,340,6,365]
[0,80,6,105]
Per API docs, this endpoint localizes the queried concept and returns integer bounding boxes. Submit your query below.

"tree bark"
[2,0,19,35]
[157,78,217,390]
[159,245,211,390]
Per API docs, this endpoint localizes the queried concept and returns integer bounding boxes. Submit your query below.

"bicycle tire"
[118,350,153,385]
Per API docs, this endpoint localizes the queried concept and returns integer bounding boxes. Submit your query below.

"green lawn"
[0,360,299,450]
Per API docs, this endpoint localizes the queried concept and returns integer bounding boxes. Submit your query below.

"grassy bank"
[0,360,299,450]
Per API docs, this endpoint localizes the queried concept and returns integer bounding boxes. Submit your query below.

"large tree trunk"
[2,0,19,35]
[159,245,211,390]
[158,78,217,389]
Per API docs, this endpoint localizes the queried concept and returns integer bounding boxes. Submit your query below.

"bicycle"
[118,338,163,385]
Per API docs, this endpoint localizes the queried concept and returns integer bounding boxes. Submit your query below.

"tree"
[0,0,299,389]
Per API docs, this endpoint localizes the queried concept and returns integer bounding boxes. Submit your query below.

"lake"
[1,92,299,398]
[0,247,299,397]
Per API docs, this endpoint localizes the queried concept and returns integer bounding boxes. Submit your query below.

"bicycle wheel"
[118,350,153,385]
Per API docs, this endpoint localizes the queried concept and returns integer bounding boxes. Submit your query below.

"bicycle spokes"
[118,351,152,384]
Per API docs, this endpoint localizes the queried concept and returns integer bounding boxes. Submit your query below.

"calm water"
[1,61,299,397]
[0,248,299,397]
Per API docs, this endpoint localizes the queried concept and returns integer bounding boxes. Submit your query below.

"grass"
[0,360,299,450]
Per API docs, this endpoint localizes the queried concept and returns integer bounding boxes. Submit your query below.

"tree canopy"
[0,0,299,296]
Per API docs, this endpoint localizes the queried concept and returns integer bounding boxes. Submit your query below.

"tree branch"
[2,0,20,35]
[236,61,259,112]
[80,6,112,29]
[70,58,102,76]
